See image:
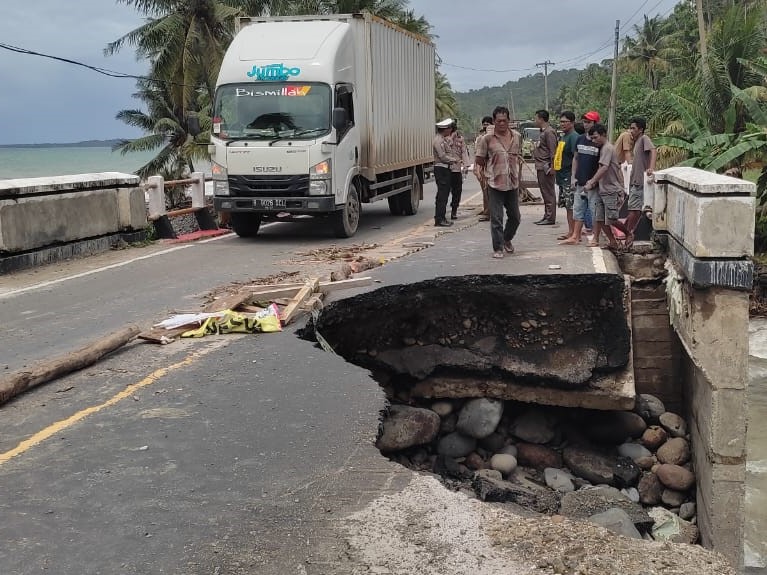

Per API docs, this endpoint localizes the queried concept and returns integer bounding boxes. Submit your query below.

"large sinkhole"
[303,274,700,543]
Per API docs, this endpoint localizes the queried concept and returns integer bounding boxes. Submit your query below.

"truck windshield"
[212,82,331,141]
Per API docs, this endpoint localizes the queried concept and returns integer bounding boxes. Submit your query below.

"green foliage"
[454,68,582,130]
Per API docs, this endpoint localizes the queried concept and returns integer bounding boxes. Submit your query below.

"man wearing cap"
[533,109,558,225]
[433,118,460,226]
[474,106,522,259]
[561,111,601,245]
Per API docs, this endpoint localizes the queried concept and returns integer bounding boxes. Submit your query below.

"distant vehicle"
[522,127,541,159]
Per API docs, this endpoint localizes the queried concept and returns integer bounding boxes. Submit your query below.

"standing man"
[560,111,600,245]
[625,117,656,241]
[433,118,460,227]
[474,116,494,221]
[533,109,558,225]
[584,123,632,249]
[475,106,522,259]
[556,111,579,240]
[448,121,471,220]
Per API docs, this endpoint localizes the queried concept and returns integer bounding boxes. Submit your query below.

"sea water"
[0,147,166,180]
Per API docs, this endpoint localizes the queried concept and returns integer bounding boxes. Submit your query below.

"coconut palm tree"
[622,15,671,91]
[435,69,458,120]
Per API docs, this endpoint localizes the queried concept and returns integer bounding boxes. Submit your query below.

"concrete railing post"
[655,167,755,568]
[147,175,166,221]
[190,171,205,209]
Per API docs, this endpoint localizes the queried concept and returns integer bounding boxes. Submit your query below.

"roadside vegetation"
[107,0,458,185]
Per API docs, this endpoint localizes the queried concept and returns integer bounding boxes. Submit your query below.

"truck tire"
[401,171,421,215]
[231,212,262,237]
[332,183,360,238]
[387,195,403,215]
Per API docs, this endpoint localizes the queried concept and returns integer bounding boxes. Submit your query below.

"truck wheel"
[332,183,360,238]
[231,213,262,237]
[387,195,403,215]
[401,172,421,216]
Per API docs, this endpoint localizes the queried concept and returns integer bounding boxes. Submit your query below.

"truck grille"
[228,174,310,197]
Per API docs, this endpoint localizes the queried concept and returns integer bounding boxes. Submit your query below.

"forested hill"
[0,139,122,149]
[455,68,582,123]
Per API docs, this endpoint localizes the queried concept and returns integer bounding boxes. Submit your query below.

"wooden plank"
[138,325,190,344]
[319,276,373,293]
[281,278,320,325]
[0,326,141,406]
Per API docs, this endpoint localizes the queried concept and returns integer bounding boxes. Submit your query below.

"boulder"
[513,409,557,444]
[490,454,518,475]
[589,508,642,539]
[559,486,653,532]
[431,401,454,417]
[376,405,441,452]
[679,502,696,521]
[472,474,560,514]
[635,455,657,470]
[659,412,688,438]
[563,446,617,486]
[465,452,485,470]
[649,507,700,544]
[544,468,575,493]
[656,437,691,466]
[662,488,687,508]
[437,432,477,458]
[478,432,506,453]
[617,442,652,461]
[456,398,504,439]
[516,443,562,470]
[634,394,666,423]
[640,426,668,451]
[638,472,664,506]
[613,457,642,488]
[656,464,696,491]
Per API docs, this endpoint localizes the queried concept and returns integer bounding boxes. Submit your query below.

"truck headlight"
[212,161,229,196]
[308,160,331,196]
[309,180,329,195]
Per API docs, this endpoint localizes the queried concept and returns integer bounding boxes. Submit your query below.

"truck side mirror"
[187,114,201,137]
[332,107,348,132]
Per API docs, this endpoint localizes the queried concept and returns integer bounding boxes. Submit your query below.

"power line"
[0,42,192,87]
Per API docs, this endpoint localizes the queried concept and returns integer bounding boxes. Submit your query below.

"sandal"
[503,241,515,253]
[556,234,570,241]
[492,251,504,259]
[587,240,600,248]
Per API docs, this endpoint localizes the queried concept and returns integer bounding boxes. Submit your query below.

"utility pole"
[509,88,517,122]
[536,60,554,111]
[608,19,620,141]
[696,0,707,61]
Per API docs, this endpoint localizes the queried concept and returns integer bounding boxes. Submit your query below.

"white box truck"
[210,13,435,238]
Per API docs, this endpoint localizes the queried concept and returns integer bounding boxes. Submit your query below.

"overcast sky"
[0,0,680,145]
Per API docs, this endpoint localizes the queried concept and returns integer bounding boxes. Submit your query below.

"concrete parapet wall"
[656,166,751,568]
[0,173,146,254]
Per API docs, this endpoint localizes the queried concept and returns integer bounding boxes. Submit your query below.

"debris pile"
[140,276,372,344]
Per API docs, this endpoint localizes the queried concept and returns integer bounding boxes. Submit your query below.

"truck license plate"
[254,199,286,209]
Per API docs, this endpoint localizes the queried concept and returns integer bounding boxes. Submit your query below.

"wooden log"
[281,278,320,326]
[0,325,141,406]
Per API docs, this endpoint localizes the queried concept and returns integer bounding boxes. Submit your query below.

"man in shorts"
[555,111,579,241]
[584,123,632,249]
[560,111,600,245]
[624,117,656,242]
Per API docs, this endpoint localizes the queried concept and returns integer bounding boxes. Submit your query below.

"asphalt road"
[0,178,478,574]
[0,178,469,374]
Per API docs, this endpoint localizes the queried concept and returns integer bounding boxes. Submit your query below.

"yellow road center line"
[0,342,221,465]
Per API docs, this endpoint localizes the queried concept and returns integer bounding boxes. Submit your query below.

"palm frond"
[705,139,767,172]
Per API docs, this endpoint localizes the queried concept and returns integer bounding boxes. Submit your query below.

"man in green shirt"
[556,111,579,241]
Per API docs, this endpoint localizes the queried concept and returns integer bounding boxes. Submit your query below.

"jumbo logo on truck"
[246,64,301,81]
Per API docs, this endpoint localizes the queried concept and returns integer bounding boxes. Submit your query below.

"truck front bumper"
[214,196,337,213]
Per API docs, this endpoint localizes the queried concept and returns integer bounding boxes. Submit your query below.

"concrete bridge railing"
[0,173,148,273]
[653,166,755,566]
